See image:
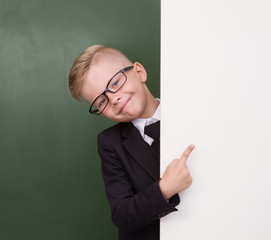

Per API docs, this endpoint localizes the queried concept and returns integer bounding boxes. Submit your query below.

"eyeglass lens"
[90,72,127,114]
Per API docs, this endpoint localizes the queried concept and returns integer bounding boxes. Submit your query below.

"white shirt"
[132,99,160,146]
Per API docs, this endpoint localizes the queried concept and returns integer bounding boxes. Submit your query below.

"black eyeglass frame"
[89,65,134,115]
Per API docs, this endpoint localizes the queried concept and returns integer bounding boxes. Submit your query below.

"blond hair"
[68,45,132,101]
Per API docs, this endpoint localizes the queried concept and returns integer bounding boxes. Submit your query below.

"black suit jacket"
[98,122,180,240]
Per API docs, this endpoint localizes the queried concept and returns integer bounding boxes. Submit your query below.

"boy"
[69,45,194,240]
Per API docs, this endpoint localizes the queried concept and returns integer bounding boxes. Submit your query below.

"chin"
[117,114,139,123]
[110,108,143,122]
[119,116,138,123]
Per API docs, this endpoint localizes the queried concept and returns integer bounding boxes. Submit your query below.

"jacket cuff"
[153,180,180,219]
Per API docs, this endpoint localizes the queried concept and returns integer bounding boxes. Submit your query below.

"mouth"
[119,97,131,114]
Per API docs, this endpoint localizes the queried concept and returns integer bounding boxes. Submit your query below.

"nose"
[106,92,121,106]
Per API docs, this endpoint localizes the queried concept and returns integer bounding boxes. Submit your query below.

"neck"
[141,87,159,118]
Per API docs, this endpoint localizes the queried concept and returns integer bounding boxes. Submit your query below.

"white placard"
[161,1,271,239]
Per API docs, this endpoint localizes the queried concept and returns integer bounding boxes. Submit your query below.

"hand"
[159,144,195,200]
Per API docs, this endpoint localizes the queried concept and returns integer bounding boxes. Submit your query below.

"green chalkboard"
[0,0,160,239]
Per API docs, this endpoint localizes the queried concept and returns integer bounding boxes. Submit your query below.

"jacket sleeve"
[97,131,180,233]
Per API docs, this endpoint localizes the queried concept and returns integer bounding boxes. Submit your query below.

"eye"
[99,99,106,107]
[112,79,120,88]
[97,97,107,108]
[109,72,125,90]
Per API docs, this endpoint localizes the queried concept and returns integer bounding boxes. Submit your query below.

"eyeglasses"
[89,65,134,115]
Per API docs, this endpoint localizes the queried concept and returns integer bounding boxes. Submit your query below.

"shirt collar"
[132,99,160,137]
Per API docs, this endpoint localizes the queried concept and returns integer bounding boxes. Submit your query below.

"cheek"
[102,108,121,121]
[124,79,143,93]
[102,109,114,118]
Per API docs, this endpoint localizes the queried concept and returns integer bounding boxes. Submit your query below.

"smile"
[119,97,131,114]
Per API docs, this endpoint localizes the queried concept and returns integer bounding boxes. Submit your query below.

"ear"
[133,62,147,83]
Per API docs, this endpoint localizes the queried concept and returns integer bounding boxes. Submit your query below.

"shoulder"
[99,122,127,137]
[97,122,132,144]
[97,122,133,156]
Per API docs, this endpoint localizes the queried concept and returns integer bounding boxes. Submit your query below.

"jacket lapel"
[121,123,159,180]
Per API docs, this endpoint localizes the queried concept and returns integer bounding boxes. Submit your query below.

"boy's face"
[81,58,156,122]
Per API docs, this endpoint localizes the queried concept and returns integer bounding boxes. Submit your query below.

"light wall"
[161,0,271,239]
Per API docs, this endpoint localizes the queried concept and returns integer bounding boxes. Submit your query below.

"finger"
[180,144,195,162]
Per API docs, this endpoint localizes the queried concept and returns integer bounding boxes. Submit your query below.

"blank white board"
[161,0,271,239]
